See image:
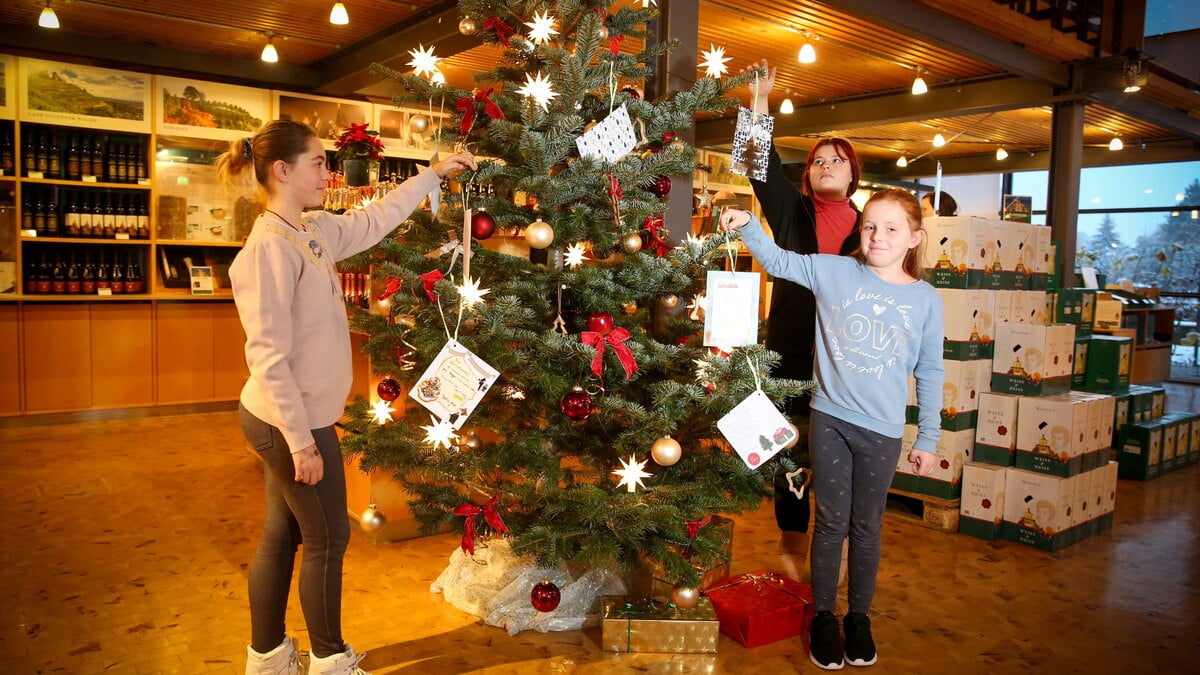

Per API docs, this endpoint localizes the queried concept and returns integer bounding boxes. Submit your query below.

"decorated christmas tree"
[340,0,812,592]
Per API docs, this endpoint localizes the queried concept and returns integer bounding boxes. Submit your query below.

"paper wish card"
[704,270,760,348]
[717,390,797,469]
[576,104,637,164]
[409,340,500,429]
[730,107,774,182]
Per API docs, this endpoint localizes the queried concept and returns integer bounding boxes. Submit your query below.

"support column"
[1047,99,1084,281]
[645,0,698,244]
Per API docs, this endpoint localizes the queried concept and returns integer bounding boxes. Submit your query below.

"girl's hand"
[741,58,776,99]
[292,444,324,485]
[719,209,752,232]
[432,152,477,178]
[909,450,937,477]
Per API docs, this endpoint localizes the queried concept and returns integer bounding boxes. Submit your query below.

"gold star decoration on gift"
[524,11,559,44]
[517,72,559,111]
[700,44,732,78]
[370,399,395,425]
[407,44,441,78]
[612,455,653,493]
[421,415,459,450]
[564,242,589,268]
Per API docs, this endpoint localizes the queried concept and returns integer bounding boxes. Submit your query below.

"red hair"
[802,137,861,199]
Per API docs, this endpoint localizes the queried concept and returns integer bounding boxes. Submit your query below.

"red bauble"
[376,377,401,402]
[530,579,561,612]
[471,210,497,240]
[586,311,614,335]
[649,175,672,198]
[560,388,593,421]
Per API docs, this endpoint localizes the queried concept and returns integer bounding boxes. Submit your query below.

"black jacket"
[749,147,861,381]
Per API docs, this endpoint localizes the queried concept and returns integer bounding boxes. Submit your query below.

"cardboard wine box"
[1071,336,1090,390]
[1002,467,1076,551]
[1117,420,1164,480]
[991,323,1075,397]
[922,216,995,289]
[941,359,981,432]
[1098,461,1118,531]
[958,462,1006,540]
[892,424,921,493]
[1003,220,1035,290]
[1015,394,1087,477]
[1011,290,1048,325]
[975,392,1019,466]
[918,428,974,499]
[1030,225,1052,290]
[1084,335,1133,392]
[938,288,992,360]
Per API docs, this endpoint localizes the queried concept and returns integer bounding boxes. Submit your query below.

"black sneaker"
[843,611,877,666]
[809,611,844,670]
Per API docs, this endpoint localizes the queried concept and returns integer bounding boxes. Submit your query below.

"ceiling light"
[932,132,946,147]
[995,147,1009,160]
[1108,136,1123,151]
[1122,51,1147,93]
[911,67,928,95]
[779,98,794,114]
[896,156,908,168]
[261,32,279,63]
[38,1,59,29]
[329,2,349,25]
[798,36,816,64]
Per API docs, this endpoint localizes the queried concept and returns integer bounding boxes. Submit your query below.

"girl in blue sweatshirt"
[721,188,944,670]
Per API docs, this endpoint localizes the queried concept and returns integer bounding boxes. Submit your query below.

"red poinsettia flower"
[334,122,386,160]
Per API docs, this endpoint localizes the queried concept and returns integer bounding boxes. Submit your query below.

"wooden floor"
[1,406,1198,674]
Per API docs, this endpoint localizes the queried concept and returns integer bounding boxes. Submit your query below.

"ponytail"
[215,119,317,196]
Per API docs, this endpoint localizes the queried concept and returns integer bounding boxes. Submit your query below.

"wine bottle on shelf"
[79,194,94,238]
[35,133,49,173]
[66,250,81,294]
[90,137,104,179]
[110,251,125,294]
[95,250,111,292]
[46,193,60,236]
[22,133,36,175]
[106,143,119,184]
[36,252,51,294]
[114,195,128,237]
[66,135,80,180]
[49,136,61,178]
[136,196,149,239]
[125,252,143,293]
[1,129,14,174]
[66,193,81,237]
[24,258,39,295]
[102,195,116,238]
[136,140,147,182]
[21,194,34,232]
[81,250,96,294]
[120,145,131,183]
[80,136,93,179]
[33,196,47,236]
[51,252,66,294]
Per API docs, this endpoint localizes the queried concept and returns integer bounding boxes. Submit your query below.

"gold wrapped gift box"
[601,596,720,654]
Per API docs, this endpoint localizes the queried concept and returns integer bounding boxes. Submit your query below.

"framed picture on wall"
[273,91,371,152]
[18,57,153,132]
[373,103,447,158]
[156,76,270,141]
[0,54,15,119]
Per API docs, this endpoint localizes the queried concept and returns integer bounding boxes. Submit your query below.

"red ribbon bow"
[457,87,506,134]
[609,34,624,56]
[453,495,509,556]
[642,215,671,258]
[483,16,516,46]
[581,327,638,380]
[418,269,445,302]
[607,174,622,200]
[685,515,712,541]
[377,276,402,302]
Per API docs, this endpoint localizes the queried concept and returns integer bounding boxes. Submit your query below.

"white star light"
[407,44,441,78]
[700,44,732,78]
[517,72,559,111]
[612,455,653,493]
[458,276,490,307]
[564,242,589,268]
[357,192,381,209]
[524,11,559,44]
[370,399,395,425]
[421,415,460,450]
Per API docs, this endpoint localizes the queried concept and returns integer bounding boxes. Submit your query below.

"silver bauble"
[360,504,387,532]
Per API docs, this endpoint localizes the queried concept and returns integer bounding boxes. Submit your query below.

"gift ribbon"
[457,88,506,134]
[685,515,712,541]
[612,598,663,654]
[418,269,445,302]
[708,571,784,595]
[453,495,509,556]
[581,327,638,380]
[483,16,516,46]
[642,215,671,258]
[377,276,402,302]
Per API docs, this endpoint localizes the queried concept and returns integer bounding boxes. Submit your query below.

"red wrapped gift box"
[703,570,814,648]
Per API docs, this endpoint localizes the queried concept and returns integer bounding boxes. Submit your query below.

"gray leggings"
[240,405,350,658]
[809,409,902,615]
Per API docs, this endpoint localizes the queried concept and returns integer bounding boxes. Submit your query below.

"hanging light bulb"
[911,67,928,95]
[896,155,908,168]
[261,32,279,63]
[779,98,794,114]
[995,147,1009,160]
[329,2,349,25]
[932,132,946,147]
[798,33,816,64]
[1108,136,1123,151]
[38,1,59,29]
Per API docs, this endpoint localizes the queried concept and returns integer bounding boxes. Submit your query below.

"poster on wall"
[156,76,270,141]
[0,54,15,119]
[273,91,371,152]
[18,57,152,133]
[373,103,446,158]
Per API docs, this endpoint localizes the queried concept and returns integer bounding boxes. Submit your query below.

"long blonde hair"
[214,119,317,198]
[852,189,927,280]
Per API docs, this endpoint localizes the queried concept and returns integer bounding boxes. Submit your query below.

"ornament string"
[746,353,762,392]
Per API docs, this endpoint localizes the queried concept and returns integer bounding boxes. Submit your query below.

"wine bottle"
[22,133,36,174]
[36,252,51,294]
[102,194,116,238]
[66,250,81,294]
[125,252,143,293]
[90,137,104,179]
[114,195,128,237]
[66,193,81,237]
[46,193,60,236]
[35,133,49,173]
[135,139,147,182]
[66,135,80,180]
[110,251,125,294]
[80,136,93,179]
[136,196,150,239]
[33,196,47,235]
[51,252,66,294]
[95,250,110,292]
[79,194,94,238]
[21,194,34,232]
[81,250,96,294]
[106,142,119,183]
[24,258,39,295]
[48,136,61,178]
[0,129,14,174]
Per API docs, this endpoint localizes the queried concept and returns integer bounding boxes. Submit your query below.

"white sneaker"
[246,636,301,675]
[308,644,370,675]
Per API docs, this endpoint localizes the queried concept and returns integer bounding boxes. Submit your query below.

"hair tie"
[242,138,253,161]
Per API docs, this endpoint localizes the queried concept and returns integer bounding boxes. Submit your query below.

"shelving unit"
[1122,306,1176,383]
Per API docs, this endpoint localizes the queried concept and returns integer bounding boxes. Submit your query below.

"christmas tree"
[341,0,812,589]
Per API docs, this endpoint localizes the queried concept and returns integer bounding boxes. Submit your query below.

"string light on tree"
[524,11,559,44]
[421,415,460,450]
[700,44,732,78]
[407,44,441,78]
[612,455,653,492]
[564,242,589,268]
[370,399,396,425]
[517,72,559,111]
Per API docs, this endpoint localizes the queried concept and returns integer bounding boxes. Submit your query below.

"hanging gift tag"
[704,270,760,348]
[409,339,500,429]
[730,107,774,182]
[717,389,798,469]
[576,104,637,163]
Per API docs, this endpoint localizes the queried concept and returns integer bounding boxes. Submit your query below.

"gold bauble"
[598,24,609,41]
[409,114,430,135]
[461,430,483,451]
[621,231,643,254]
[360,504,387,532]
[458,17,477,35]
[660,294,679,309]
[525,218,555,249]
[651,435,682,466]
[670,585,700,609]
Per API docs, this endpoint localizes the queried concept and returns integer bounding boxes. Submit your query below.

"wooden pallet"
[885,488,961,533]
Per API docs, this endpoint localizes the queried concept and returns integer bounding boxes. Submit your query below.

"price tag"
[115,233,130,240]
[98,288,112,296]
[82,175,98,183]
[28,171,44,180]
